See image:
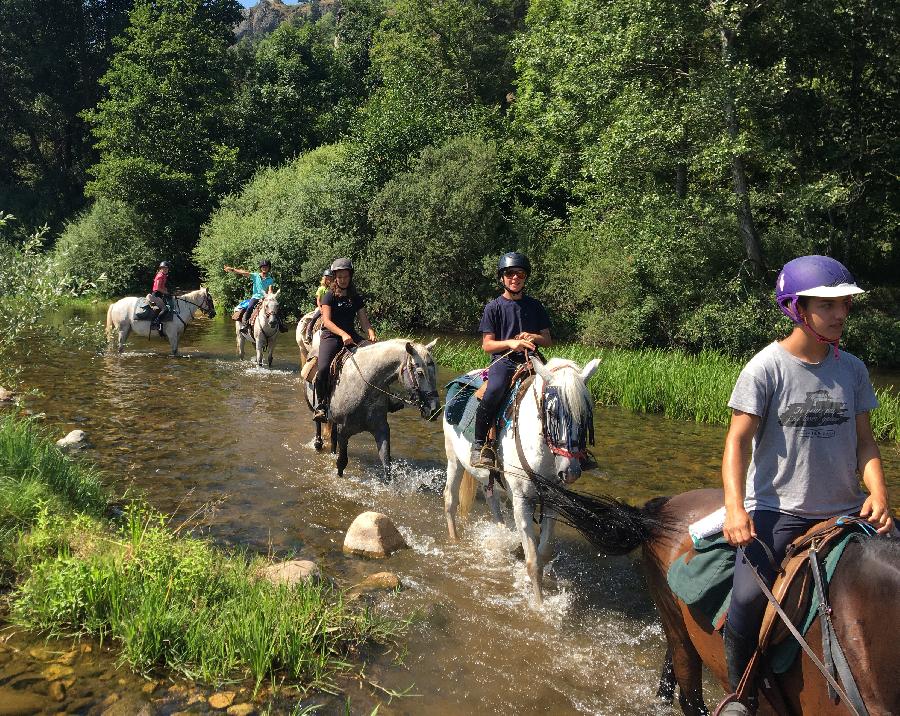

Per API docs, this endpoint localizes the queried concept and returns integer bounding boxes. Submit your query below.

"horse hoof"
[314,439,323,452]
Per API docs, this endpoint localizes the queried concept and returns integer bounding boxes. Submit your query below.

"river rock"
[343,512,408,559]
[257,560,320,587]
[48,680,66,702]
[226,704,255,716]
[0,387,14,402]
[40,663,74,681]
[208,691,236,709]
[55,430,88,451]
[0,685,47,716]
[347,572,402,598]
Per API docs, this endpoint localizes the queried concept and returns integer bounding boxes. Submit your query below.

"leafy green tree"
[0,0,131,227]
[366,136,505,328]
[84,0,242,265]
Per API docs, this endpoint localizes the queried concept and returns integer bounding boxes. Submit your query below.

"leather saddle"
[135,297,175,322]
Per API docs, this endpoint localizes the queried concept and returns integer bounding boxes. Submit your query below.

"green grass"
[430,338,900,443]
[0,415,404,692]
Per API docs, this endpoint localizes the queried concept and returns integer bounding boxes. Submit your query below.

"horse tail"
[457,471,477,518]
[105,302,114,332]
[530,475,665,555]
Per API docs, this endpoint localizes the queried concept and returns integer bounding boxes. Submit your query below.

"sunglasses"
[503,269,527,279]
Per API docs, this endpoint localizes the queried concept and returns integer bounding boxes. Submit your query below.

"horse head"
[199,286,216,318]
[260,291,279,330]
[530,356,600,484]
[401,339,441,421]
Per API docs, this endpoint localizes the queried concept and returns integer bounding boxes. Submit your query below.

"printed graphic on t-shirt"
[778,389,849,438]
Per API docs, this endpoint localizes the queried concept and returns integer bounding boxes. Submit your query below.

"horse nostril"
[558,470,566,480]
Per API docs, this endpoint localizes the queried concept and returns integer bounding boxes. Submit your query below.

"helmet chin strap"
[800,314,840,359]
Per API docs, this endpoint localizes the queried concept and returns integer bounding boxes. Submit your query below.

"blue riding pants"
[726,510,820,642]
[474,356,521,443]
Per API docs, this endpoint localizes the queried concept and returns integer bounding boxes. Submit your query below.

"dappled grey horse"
[236,289,280,367]
[106,287,216,356]
[303,338,441,480]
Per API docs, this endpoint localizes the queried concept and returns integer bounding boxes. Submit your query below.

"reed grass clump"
[430,338,900,442]
[0,415,404,692]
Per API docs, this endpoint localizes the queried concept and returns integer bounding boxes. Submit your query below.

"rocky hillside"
[235,0,341,41]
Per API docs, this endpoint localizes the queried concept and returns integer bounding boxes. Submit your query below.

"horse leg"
[485,480,503,523]
[656,647,676,703]
[537,513,556,565]
[335,431,349,477]
[267,345,274,368]
[118,325,130,353]
[314,420,323,452]
[372,422,391,482]
[236,324,244,360]
[511,492,543,606]
[329,422,337,455]
[444,432,464,541]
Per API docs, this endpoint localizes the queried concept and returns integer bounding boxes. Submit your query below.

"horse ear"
[405,341,415,356]
[580,358,601,382]
[531,356,553,383]
[274,289,280,298]
[425,338,437,351]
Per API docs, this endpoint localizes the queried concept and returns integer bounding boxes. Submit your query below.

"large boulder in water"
[343,512,408,559]
[56,429,89,451]
[0,386,14,402]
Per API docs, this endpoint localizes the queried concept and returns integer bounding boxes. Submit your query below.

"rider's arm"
[320,304,353,343]
[357,307,376,342]
[482,332,536,354]
[722,409,759,547]
[516,329,552,348]
[224,266,251,277]
[856,412,894,534]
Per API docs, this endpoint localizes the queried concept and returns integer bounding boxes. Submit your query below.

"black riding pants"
[243,297,259,325]
[474,356,521,443]
[726,510,820,643]
[314,333,361,406]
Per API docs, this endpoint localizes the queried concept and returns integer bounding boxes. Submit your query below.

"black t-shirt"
[321,290,365,338]
[478,294,551,361]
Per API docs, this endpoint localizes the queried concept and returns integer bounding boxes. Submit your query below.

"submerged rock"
[209,691,236,709]
[226,704,255,716]
[347,571,402,598]
[56,429,89,451]
[0,685,47,716]
[257,560,320,587]
[0,386,14,402]
[343,512,409,559]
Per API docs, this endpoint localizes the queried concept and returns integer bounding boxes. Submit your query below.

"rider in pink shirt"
[147,261,171,327]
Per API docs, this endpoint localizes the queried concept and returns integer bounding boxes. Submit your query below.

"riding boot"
[470,403,497,469]
[312,379,328,421]
[720,623,758,715]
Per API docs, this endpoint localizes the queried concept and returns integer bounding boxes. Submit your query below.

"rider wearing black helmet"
[313,257,377,420]
[470,252,552,469]
[224,259,275,334]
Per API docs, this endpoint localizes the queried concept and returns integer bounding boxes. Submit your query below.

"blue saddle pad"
[233,298,252,311]
[444,371,484,437]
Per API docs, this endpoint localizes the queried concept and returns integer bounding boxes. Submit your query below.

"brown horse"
[532,485,900,716]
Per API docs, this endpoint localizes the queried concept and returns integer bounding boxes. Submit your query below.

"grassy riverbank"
[0,414,403,692]
[429,340,900,443]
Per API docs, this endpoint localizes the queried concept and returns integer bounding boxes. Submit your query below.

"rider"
[224,260,275,335]
[470,251,552,469]
[720,255,894,715]
[147,261,171,329]
[312,257,377,420]
[304,268,333,343]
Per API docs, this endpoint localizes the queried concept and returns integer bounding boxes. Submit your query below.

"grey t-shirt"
[728,342,878,518]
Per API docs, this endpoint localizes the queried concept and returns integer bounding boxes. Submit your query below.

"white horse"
[106,287,216,355]
[236,290,280,367]
[295,308,319,369]
[443,356,600,605]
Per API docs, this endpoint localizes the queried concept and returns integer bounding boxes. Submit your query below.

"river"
[5,307,898,715]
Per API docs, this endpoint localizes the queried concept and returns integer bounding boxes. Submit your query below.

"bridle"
[345,347,441,420]
[170,291,216,326]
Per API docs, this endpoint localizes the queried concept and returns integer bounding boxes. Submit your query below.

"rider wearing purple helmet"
[718,256,893,714]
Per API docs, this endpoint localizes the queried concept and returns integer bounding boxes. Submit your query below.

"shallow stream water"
[4,307,898,715]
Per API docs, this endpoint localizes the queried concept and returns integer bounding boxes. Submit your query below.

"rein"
[346,348,441,419]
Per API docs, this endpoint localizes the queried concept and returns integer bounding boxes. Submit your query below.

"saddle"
[135,296,175,322]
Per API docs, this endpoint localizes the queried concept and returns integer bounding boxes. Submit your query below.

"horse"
[303,338,441,480]
[236,289,280,367]
[527,484,900,715]
[295,308,318,369]
[442,356,600,606]
[106,287,216,356]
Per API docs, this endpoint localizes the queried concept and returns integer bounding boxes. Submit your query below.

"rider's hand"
[342,334,356,347]
[508,338,536,353]
[723,506,756,547]
[860,494,895,535]
[367,329,377,343]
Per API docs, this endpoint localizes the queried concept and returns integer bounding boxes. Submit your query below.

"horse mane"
[542,357,593,427]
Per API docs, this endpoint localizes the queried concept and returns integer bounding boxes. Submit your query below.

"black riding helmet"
[330,257,354,276]
[259,259,271,269]
[323,268,334,277]
[497,252,531,280]
[158,261,170,269]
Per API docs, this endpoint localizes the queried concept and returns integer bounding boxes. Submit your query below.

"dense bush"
[194,143,369,317]
[53,199,157,297]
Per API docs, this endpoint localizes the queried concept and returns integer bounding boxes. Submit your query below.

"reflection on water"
[6,308,899,715]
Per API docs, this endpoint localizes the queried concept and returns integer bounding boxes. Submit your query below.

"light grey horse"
[106,287,216,355]
[236,290,280,367]
[295,308,318,369]
[303,338,441,480]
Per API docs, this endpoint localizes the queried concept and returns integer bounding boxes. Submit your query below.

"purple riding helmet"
[775,255,865,325]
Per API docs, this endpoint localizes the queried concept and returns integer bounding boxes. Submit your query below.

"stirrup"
[470,442,496,470]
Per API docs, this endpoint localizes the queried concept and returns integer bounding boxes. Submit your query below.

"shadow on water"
[6,306,899,715]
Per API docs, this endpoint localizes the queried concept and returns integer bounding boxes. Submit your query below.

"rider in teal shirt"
[224,259,275,333]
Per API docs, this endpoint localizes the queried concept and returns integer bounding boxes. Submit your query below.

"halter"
[175,291,216,321]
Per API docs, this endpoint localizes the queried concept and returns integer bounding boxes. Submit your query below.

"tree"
[84,0,242,264]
